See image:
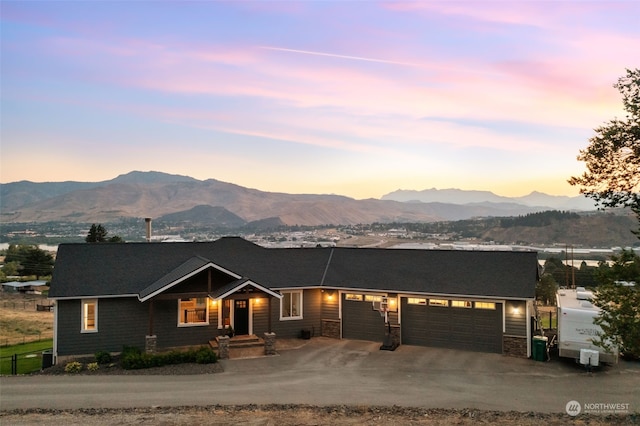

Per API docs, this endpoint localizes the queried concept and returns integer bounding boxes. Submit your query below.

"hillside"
[0,171,563,226]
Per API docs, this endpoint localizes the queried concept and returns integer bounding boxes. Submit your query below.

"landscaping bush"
[120,346,217,370]
[64,361,83,373]
[87,362,99,371]
[195,346,217,364]
[94,350,112,364]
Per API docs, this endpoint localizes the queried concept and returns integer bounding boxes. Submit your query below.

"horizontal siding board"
[504,301,526,336]
[56,298,148,356]
[271,289,322,338]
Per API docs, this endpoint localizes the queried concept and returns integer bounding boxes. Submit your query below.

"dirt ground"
[0,291,53,346]
[0,405,633,425]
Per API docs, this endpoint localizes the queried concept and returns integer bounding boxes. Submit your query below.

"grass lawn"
[539,314,557,329]
[0,339,53,375]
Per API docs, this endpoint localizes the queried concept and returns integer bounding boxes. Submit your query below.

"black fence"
[0,348,53,375]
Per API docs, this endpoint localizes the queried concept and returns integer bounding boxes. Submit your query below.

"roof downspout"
[320,248,334,287]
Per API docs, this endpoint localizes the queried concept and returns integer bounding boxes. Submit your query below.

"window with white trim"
[407,298,427,305]
[281,291,303,320]
[429,299,449,307]
[345,293,363,301]
[178,298,209,326]
[451,300,472,308]
[364,294,382,302]
[81,299,98,332]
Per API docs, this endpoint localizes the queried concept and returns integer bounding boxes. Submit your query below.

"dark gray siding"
[271,289,322,338]
[504,300,527,336]
[56,298,148,356]
[152,299,218,348]
[56,297,222,356]
[252,298,271,335]
[342,295,386,342]
[401,298,503,353]
[321,291,339,319]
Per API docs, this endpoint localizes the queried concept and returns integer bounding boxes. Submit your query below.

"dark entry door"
[234,299,249,335]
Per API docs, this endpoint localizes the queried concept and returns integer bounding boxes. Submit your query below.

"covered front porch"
[137,256,282,357]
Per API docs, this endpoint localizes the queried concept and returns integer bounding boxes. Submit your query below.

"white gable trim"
[139,262,242,302]
[213,279,282,300]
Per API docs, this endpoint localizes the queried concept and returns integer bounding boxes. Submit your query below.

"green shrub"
[87,362,99,371]
[120,346,217,370]
[94,350,112,364]
[64,361,83,373]
[195,346,217,364]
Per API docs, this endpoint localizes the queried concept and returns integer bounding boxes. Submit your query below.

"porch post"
[268,296,272,333]
[148,300,154,336]
[146,300,157,354]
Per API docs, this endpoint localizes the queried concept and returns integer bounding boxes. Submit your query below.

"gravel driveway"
[1,337,639,415]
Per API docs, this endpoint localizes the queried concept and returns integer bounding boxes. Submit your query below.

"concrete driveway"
[1,337,639,413]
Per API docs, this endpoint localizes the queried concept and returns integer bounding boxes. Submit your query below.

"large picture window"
[81,299,97,332]
[281,291,303,320]
[178,298,209,326]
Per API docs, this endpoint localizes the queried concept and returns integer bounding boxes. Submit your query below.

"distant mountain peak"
[382,188,596,210]
[110,171,198,184]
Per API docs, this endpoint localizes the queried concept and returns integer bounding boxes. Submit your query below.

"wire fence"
[0,333,52,348]
[0,347,53,375]
[1,299,54,310]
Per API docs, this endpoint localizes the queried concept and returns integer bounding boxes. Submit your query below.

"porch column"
[146,300,157,353]
[268,297,272,333]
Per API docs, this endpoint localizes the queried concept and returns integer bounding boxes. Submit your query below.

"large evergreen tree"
[569,68,640,235]
[592,250,640,359]
[569,69,640,360]
[85,224,123,243]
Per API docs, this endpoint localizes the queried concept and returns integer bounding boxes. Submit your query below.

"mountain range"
[0,171,596,226]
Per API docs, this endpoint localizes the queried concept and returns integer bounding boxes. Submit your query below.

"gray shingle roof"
[139,256,215,300]
[49,237,537,299]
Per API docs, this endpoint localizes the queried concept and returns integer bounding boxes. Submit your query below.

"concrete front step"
[210,334,264,349]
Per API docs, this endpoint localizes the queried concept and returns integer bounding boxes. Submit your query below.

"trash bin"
[42,350,53,369]
[300,329,311,339]
[532,336,548,362]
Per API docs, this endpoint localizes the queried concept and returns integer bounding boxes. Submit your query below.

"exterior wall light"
[512,307,520,315]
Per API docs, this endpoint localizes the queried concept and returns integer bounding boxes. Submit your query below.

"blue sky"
[1,1,638,199]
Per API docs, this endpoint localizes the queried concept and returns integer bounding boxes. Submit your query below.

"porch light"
[327,294,334,301]
[512,307,520,315]
[254,298,260,305]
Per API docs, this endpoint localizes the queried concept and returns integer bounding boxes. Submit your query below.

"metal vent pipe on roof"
[145,218,152,242]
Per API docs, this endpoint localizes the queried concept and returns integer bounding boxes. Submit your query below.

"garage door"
[342,296,386,342]
[401,298,503,353]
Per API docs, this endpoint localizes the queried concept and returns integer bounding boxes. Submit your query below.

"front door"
[234,299,249,335]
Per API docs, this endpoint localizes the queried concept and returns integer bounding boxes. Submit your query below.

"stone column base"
[217,335,230,359]
[145,335,157,354]
[264,332,276,355]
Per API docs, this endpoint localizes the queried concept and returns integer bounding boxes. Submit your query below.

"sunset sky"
[1,1,638,199]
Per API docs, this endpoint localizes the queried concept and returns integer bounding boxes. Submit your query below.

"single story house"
[48,237,538,362]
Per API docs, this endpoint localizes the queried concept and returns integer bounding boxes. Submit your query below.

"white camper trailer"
[556,287,618,365]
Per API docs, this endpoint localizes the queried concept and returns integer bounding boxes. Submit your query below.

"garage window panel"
[451,300,472,308]
[429,299,449,307]
[407,297,427,305]
[345,293,363,301]
[475,302,496,310]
